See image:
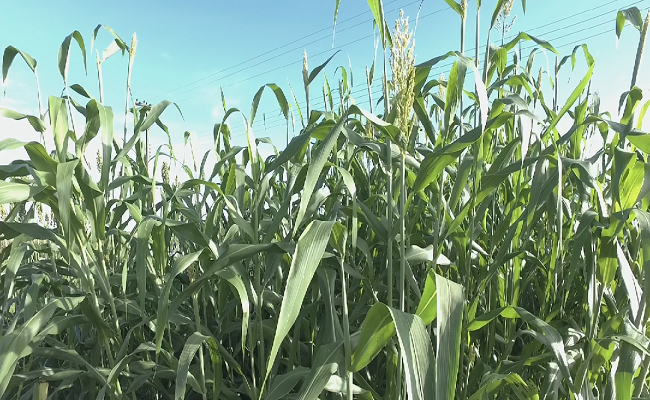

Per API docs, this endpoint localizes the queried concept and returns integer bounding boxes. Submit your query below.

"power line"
[152,0,423,103]
[255,8,649,135]
[185,0,647,144]
[149,0,403,101]
[245,0,643,128]
[258,0,645,128]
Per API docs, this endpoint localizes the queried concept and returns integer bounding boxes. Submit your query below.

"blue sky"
[1,0,648,175]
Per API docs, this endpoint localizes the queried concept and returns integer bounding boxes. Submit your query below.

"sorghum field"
[1,0,650,399]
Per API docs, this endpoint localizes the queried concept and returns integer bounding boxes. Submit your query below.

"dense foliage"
[1,1,650,399]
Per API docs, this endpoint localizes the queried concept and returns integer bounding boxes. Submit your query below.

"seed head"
[161,161,170,185]
[130,33,138,59]
[439,73,446,99]
[96,149,102,172]
[390,9,416,148]
[503,0,514,18]
[302,50,309,87]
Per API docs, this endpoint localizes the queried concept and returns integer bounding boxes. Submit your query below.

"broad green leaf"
[2,45,37,83]
[308,51,341,85]
[135,100,171,133]
[444,61,467,131]
[264,220,335,389]
[297,341,344,400]
[56,159,79,245]
[413,125,482,192]
[351,303,435,400]
[503,32,558,54]
[267,367,310,400]
[616,7,644,39]
[436,274,464,400]
[294,115,345,231]
[175,332,209,400]
[444,0,464,17]
[251,83,289,126]
[467,306,575,390]
[58,31,87,83]
[0,138,27,152]
[0,181,46,204]
[49,96,70,162]
[0,108,46,133]
[0,296,85,395]
[155,250,204,354]
[215,267,250,355]
[364,0,392,47]
[416,270,438,326]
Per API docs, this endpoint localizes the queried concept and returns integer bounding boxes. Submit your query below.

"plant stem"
[631,11,649,89]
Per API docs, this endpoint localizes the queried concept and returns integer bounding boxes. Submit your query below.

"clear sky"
[1,0,649,176]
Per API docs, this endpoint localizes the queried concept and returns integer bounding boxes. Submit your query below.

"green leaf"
[444,61,467,131]
[444,0,464,16]
[267,367,310,400]
[416,270,437,325]
[58,31,87,83]
[155,250,204,354]
[543,61,595,139]
[175,332,209,400]
[436,274,464,400]
[616,7,644,40]
[297,341,343,400]
[294,115,345,231]
[308,51,341,85]
[215,267,250,355]
[351,303,435,400]
[365,0,392,47]
[136,100,171,133]
[49,96,70,162]
[0,138,27,152]
[627,132,650,154]
[2,45,37,83]
[0,108,46,132]
[0,181,46,204]
[333,0,342,41]
[467,306,575,390]
[264,220,335,390]
[56,159,79,244]
[0,297,85,395]
[503,32,558,54]
[413,125,483,193]
[251,83,289,126]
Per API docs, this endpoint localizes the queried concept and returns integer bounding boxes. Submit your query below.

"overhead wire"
[149,0,404,101]
[258,0,645,127]
[156,0,425,104]
[254,5,649,134]
[183,0,648,144]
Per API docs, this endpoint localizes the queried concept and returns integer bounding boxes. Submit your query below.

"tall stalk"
[630,11,649,88]
[459,0,467,138]
[124,34,137,146]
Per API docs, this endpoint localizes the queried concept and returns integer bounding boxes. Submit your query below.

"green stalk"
[386,137,393,309]
[340,243,353,400]
[123,34,136,146]
[303,50,311,119]
[192,282,207,400]
[459,2,467,138]
[554,56,559,112]
[96,52,104,105]
[630,11,649,89]
[399,151,406,313]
